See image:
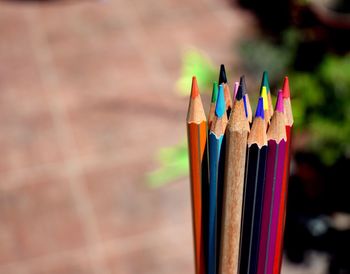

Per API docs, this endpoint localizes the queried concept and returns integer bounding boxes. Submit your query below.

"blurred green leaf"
[290,73,325,107]
[177,49,217,96]
[146,141,189,187]
[319,54,350,98]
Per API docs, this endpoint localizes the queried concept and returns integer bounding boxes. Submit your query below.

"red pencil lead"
[282,76,290,99]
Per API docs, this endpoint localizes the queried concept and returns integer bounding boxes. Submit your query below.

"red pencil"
[257,90,287,274]
[273,77,294,274]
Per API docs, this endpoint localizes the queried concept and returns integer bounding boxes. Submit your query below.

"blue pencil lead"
[215,84,226,118]
[255,97,264,119]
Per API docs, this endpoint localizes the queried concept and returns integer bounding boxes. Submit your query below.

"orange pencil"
[187,77,207,274]
[273,76,294,274]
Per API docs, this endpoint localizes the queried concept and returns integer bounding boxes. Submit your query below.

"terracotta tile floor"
[0,0,323,273]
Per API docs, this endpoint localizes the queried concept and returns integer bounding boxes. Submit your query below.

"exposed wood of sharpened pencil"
[187,77,207,274]
[224,84,232,117]
[257,91,287,274]
[244,93,253,123]
[208,84,227,274]
[273,77,294,274]
[267,92,274,119]
[219,82,250,274]
[239,97,267,274]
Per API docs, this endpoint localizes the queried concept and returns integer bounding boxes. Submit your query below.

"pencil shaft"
[239,144,267,274]
[257,141,277,274]
[220,130,248,274]
[187,121,207,274]
[250,146,268,274]
[208,132,225,274]
[273,126,292,274]
[266,140,286,274]
[216,135,226,272]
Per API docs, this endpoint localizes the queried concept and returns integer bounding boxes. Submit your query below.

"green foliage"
[288,73,325,129]
[147,141,189,187]
[306,54,350,164]
[176,49,217,96]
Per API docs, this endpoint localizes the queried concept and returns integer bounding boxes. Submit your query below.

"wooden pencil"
[239,97,268,274]
[187,76,207,274]
[257,91,287,274]
[208,84,228,274]
[219,80,250,274]
[273,77,294,274]
[219,64,232,117]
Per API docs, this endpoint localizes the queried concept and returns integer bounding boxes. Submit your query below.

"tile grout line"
[24,6,110,274]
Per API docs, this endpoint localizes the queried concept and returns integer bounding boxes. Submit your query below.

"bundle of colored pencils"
[186,66,294,274]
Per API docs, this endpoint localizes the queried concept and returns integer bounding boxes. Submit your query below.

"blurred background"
[0,0,349,273]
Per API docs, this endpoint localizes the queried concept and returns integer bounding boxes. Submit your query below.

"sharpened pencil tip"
[240,75,247,93]
[276,90,284,113]
[211,82,218,103]
[215,84,225,118]
[236,75,246,100]
[255,97,264,119]
[282,76,290,98]
[191,76,199,99]
[260,71,270,93]
[219,64,227,84]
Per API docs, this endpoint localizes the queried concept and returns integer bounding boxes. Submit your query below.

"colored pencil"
[239,97,268,274]
[219,64,232,117]
[239,75,252,123]
[209,82,219,128]
[186,71,293,274]
[187,76,207,274]
[257,91,287,274]
[208,84,228,274]
[219,79,250,274]
[273,77,294,274]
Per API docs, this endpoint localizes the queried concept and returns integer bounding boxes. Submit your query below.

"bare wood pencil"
[219,82,250,274]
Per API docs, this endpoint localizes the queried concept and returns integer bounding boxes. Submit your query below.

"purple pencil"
[257,90,287,274]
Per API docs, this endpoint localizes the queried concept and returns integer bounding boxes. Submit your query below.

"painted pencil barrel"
[208,133,224,274]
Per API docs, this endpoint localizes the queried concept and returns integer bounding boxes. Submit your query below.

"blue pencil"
[208,84,227,274]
